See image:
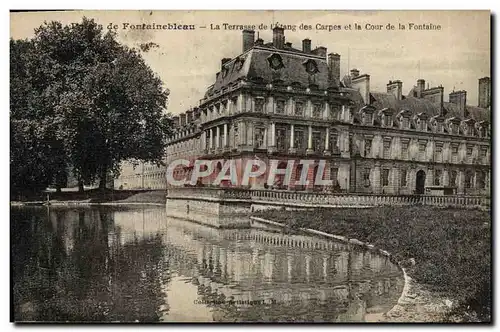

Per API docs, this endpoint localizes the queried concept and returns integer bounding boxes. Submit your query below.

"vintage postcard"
[10,10,491,323]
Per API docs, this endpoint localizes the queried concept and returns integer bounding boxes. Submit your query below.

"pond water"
[11,206,404,322]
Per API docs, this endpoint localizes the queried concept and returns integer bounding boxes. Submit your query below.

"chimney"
[242,30,255,52]
[172,116,180,127]
[387,80,403,100]
[285,42,292,48]
[351,72,370,105]
[186,109,193,123]
[255,38,264,46]
[179,113,187,126]
[302,38,311,53]
[273,27,285,49]
[311,46,327,58]
[328,53,341,84]
[478,77,491,108]
[449,90,467,116]
[417,79,425,98]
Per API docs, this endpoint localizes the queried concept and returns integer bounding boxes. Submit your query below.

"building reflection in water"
[11,206,404,323]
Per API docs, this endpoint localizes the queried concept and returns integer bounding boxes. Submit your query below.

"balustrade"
[167,187,489,208]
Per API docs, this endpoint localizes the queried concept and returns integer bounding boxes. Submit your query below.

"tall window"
[365,139,372,157]
[295,101,304,116]
[383,140,391,159]
[254,127,265,148]
[329,105,340,120]
[230,97,238,113]
[234,125,239,147]
[330,167,339,187]
[330,132,339,154]
[434,169,442,186]
[419,142,426,160]
[313,131,322,152]
[477,171,486,189]
[435,144,443,162]
[294,129,304,150]
[466,146,473,163]
[276,128,286,150]
[363,168,371,187]
[381,169,390,187]
[450,170,458,187]
[254,98,265,113]
[401,169,407,187]
[451,145,459,163]
[401,141,409,159]
[465,170,474,189]
[276,100,285,114]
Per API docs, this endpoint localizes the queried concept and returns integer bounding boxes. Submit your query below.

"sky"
[10,10,491,115]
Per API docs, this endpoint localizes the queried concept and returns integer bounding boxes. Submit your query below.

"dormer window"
[295,101,304,116]
[329,105,340,120]
[254,97,265,113]
[400,116,409,129]
[383,115,392,127]
[275,99,285,114]
[468,124,475,136]
[303,59,319,74]
[234,57,245,71]
[450,123,459,135]
[363,113,372,125]
[268,53,284,70]
[313,103,322,118]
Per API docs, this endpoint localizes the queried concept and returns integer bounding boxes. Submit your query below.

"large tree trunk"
[99,166,108,189]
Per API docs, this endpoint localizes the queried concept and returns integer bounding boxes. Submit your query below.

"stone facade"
[114,160,166,190]
[122,28,491,197]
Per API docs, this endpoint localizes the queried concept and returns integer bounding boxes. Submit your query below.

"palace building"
[119,27,491,196]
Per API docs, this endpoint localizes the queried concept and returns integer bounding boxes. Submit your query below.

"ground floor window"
[381,169,389,187]
[400,168,407,187]
[450,170,458,187]
[465,170,474,189]
[477,171,487,189]
[434,169,442,186]
[330,167,339,186]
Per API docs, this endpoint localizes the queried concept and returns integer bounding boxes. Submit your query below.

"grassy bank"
[254,206,491,322]
[13,189,167,204]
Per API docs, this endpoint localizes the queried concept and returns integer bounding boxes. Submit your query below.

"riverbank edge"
[250,216,454,323]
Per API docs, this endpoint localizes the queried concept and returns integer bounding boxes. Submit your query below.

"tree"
[10,39,69,196]
[10,17,172,193]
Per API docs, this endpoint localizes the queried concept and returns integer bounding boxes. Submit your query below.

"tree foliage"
[10,18,171,194]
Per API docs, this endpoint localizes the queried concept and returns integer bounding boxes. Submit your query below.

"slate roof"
[348,90,491,123]
[206,46,335,95]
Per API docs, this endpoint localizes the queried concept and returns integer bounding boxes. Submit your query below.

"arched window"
[465,170,474,189]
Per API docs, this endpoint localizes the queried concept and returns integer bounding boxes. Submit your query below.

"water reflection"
[11,206,404,322]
